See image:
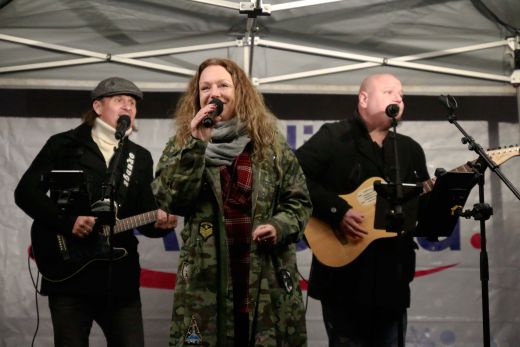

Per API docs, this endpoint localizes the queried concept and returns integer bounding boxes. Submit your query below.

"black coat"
[296,115,429,311]
[15,122,168,298]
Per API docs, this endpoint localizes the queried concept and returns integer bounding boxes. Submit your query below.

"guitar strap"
[107,141,136,213]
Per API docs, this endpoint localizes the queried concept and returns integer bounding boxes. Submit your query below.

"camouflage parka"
[151,133,312,347]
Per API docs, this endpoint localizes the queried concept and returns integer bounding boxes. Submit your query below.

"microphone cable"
[296,266,310,314]
[27,250,42,347]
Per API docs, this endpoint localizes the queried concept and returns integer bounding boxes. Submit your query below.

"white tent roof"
[0,0,519,96]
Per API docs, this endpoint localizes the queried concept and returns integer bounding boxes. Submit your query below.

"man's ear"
[92,99,102,115]
[358,91,368,108]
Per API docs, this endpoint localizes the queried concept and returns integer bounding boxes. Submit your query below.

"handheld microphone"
[202,98,224,128]
[385,104,400,118]
[115,115,131,140]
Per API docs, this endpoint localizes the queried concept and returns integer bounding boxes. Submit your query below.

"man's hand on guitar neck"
[155,209,178,230]
[73,216,96,238]
[339,209,368,240]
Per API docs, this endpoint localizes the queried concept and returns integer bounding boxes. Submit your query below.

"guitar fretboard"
[102,211,157,235]
[421,146,519,194]
[422,161,476,194]
[115,211,157,233]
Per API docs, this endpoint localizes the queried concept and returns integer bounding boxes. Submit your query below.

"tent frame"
[0,0,518,112]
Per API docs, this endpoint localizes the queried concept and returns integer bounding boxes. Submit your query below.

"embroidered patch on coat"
[277,268,294,294]
[199,221,213,240]
[179,262,190,282]
[184,315,203,345]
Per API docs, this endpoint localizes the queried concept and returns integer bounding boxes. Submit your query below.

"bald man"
[296,74,430,347]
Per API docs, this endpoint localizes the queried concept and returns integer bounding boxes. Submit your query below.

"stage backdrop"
[1,117,519,346]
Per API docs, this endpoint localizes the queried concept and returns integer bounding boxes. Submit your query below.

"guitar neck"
[421,145,519,194]
[111,210,157,235]
[421,161,476,194]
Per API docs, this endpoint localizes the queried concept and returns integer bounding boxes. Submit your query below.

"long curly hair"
[173,58,280,162]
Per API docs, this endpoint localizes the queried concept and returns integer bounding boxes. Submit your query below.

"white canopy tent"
[0,0,519,98]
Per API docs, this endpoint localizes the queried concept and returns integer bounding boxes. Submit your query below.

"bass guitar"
[31,210,157,282]
[304,146,519,267]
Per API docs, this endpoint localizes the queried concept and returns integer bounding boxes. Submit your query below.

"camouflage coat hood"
[152,133,312,346]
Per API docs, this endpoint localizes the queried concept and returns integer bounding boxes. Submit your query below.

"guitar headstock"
[486,145,519,166]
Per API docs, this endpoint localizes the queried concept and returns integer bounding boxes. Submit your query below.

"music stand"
[373,179,423,347]
[374,181,423,232]
[48,170,89,215]
[415,170,479,240]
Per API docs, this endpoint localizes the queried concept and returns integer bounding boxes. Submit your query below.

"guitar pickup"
[56,234,71,261]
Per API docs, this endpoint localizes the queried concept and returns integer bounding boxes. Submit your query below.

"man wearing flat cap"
[15,77,177,346]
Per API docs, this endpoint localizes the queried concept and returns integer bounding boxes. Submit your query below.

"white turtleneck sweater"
[91,117,132,167]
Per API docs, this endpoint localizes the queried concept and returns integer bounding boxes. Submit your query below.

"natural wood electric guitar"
[31,210,157,282]
[304,146,519,267]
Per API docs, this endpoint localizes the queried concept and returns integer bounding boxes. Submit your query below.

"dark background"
[0,89,517,122]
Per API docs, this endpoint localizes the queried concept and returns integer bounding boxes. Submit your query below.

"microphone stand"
[440,95,520,347]
[442,95,520,200]
[373,113,422,347]
[92,135,127,341]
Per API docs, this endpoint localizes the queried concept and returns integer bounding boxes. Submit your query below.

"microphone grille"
[117,115,131,125]
[385,104,400,118]
[210,98,224,115]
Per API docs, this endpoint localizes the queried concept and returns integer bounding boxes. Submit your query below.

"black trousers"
[321,301,407,347]
[48,294,144,347]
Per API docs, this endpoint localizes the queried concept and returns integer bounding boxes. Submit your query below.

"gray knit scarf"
[205,117,251,166]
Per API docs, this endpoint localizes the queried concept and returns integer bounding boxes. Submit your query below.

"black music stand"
[415,170,479,240]
[374,181,423,233]
[373,179,422,347]
[48,170,89,215]
[438,94,519,347]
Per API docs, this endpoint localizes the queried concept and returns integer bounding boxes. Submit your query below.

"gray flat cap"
[91,77,143,101]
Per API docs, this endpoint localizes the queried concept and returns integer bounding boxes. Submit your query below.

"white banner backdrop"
[1,116,519,346]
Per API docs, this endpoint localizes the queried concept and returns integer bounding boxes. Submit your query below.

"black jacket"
[296,115,429,311]
[15,122,168,298]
